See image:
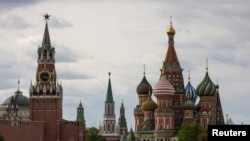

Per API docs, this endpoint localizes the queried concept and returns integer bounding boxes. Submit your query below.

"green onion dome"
[183,95,195,110]
[196,71,216,96]
[141,94,157,111]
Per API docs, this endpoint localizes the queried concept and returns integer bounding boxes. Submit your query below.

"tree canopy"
[177,121,205,141]
[84,127,106,141]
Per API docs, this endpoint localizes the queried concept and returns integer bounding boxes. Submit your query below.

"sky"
[0,0,250,128]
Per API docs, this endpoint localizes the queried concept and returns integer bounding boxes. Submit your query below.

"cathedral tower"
[196,61,224,127]
[164,19,185,129]
[29,14,63,141]
[134,65,152,131]
[153,69,176,139]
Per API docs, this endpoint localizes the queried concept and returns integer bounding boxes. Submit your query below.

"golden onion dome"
[167,22,175,35]
[141,94,157,111]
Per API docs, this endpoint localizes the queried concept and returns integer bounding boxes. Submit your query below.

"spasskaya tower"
[29,14,63,141]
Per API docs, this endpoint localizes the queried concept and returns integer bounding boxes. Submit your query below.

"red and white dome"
[153,71,175,96]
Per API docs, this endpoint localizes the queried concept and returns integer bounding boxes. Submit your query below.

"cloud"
[0,13,31,30]
[55,45,92,63]
[49,15,73,29]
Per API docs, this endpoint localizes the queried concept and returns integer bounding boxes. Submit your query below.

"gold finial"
[206,59,208,72]
[188,70,190,82]
[167,16,175,35]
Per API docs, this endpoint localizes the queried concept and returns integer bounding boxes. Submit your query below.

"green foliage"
[0,113,6,119]
[197,128,208,141]
[0,133,4,141]
[177,121,204,141]
[85,127,106,141]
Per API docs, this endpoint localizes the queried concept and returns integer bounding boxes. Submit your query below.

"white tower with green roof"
[100,72,119,141]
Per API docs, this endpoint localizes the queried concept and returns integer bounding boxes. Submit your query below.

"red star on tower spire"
[44,13,50,21]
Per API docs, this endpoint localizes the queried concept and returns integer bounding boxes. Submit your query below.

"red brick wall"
[0,120,45,141]
[61,121,86,141]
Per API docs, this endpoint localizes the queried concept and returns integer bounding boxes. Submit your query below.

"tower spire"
[106,72,113,102]
[165,17,180,70]
[42,13,51,49]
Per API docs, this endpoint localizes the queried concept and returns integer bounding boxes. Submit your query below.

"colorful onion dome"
[153,69,175,96]
[185,81,197,101]
[136,65,153,95]
[196,67,216,96]
[141,93,157,111]
[185,72,197,101]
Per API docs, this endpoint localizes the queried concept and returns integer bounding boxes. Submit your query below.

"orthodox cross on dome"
[143,64,146,76]
[18,77,20,91]
[206,58,208,72]
[188,70,190,82]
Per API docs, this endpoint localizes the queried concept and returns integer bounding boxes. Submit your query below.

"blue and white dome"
[185,81,197,101]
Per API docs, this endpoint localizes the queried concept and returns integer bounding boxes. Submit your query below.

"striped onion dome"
[196,69,216,96]
[185,73,198,101]
[153,69,175,96]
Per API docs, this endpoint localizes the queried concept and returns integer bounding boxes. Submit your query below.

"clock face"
[39,71,51,83]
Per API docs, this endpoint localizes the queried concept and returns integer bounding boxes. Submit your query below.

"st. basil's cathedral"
[0,14,225,141]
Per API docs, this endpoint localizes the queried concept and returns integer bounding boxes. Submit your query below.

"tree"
[0,133,4,141]
[85,127,106,141]
[197,128,208,141]
[177,121,203,141]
